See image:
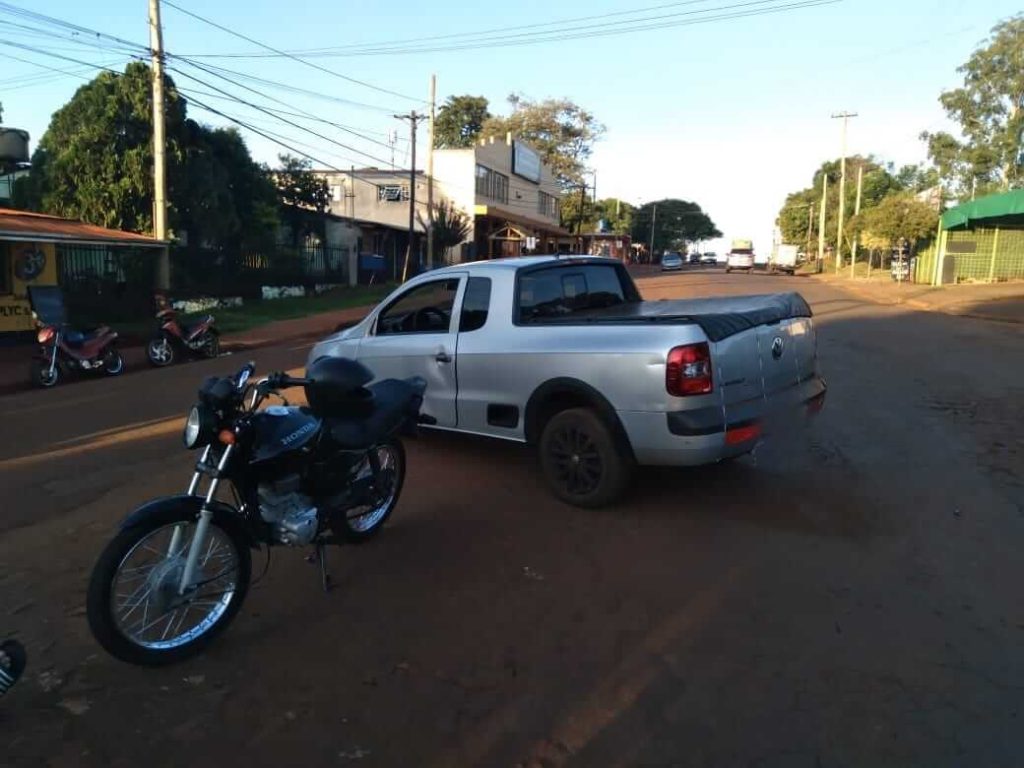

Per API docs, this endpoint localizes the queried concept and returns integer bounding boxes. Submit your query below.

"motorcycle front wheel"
[103,348,125,376]
[146,336,176,367]
[201,332,220,359]
[87,512,251,666]
[30,358,60,388]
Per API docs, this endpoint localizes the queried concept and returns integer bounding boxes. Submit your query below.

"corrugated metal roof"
[0,208,165,247]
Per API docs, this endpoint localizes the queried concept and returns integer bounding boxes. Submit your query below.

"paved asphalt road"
[2,268,1022,768]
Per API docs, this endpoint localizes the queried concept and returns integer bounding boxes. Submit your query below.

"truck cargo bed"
[526,292,813,342]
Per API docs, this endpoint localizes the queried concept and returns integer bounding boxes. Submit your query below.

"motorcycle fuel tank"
[248,406,322,464]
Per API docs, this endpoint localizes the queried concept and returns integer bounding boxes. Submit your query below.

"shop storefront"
[0,208,165,337]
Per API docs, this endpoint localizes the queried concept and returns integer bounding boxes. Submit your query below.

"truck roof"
[427,255,619,277]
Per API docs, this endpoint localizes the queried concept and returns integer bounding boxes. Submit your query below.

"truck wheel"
[539,408,630,508]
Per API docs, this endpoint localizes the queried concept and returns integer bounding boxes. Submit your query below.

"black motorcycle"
[87,357,428,666]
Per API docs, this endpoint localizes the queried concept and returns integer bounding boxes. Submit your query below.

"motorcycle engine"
[257,474,318,547]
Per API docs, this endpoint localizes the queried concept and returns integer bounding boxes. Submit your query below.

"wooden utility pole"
[850,164,863,279]
[831,111,858,274]
[148,0,169,288]
[426,74,436,269]
[394,110,426,281]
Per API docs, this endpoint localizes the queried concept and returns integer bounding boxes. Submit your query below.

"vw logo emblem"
[771,336,785,359]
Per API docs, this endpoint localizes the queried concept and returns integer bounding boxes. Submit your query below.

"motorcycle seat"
[326,378,423,449]
[182,316,214,340]
[64,326,110,346]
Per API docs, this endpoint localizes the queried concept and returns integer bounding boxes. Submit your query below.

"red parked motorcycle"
[146,295,220,367]
[30,316,123,388]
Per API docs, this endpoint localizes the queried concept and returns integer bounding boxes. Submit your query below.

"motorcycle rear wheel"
[87,512,251,666]
[103,349,125,376]
[30,359,60,388]
[335,439,405,543]
[201,333,220,359]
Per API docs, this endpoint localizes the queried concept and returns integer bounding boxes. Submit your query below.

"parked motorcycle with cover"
[86,357,428,665]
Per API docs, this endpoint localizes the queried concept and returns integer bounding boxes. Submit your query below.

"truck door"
[356,274,466,428]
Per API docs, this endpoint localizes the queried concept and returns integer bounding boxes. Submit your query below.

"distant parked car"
[661,253,684,271]
[701,252,717,265]
[688,252,701,265]
[726,250,755,273]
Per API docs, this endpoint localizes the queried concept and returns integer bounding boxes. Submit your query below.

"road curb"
[817,278,1024,325]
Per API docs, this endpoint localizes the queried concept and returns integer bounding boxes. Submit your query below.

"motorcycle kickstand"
[313,542,331,592]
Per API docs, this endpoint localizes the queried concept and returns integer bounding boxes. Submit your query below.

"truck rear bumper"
[618,375,826,467]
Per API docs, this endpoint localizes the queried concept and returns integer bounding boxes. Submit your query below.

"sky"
[1,0,1021,253]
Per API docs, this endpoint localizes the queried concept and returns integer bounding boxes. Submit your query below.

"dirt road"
[2,269,1022,767]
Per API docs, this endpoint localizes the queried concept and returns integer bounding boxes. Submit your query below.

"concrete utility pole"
[426,74,436,270]
[831,111,858,274]
[806,202,815,257]
[149,0,169,289]
[817,174,828,269]
[850,163,863,279]
[394,110,426,281]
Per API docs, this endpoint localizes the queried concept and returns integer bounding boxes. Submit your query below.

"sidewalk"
[812,274,1024,324]
[0,303,374,396]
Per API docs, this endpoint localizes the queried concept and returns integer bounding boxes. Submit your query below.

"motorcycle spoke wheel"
[337,441,405,542]
[110,523,240,651]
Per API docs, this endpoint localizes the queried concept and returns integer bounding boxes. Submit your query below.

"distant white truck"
[770,244,800,274]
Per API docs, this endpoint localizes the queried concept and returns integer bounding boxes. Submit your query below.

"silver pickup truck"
[309,257,826,507]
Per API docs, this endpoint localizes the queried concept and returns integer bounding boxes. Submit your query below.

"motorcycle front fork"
[171,444,234,595]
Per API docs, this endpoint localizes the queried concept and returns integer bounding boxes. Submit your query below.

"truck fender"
[523,378,636,461]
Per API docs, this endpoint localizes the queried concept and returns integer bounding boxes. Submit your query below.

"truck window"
[459,277,491,333]
[376,278,459,336]
[517,264,631,322]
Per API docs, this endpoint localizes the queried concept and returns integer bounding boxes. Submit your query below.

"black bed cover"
[537,292,813,342]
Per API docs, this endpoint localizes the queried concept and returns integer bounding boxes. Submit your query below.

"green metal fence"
[942,226,1024,282]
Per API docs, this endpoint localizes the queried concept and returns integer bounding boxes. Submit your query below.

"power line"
[162,0,424,104]
[0,2,148,56]
[181,0,838,58]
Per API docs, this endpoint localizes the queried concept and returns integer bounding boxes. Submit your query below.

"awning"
[0,207,166,247]
[941,189,1024,231]
[474,204,572,237]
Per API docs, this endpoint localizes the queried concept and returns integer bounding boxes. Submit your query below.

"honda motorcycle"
[146,297,220,367]
[30,318,123,388]
[86,357,428,666]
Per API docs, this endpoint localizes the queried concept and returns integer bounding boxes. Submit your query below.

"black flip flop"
[0,639,26,696]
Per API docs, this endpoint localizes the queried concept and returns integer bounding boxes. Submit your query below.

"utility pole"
[648,204,658,263]
[831,111,858,274]
[817,174,828,270]
[394,110,426,281]
[426,74,436,269]
[148,0,169,289]
[806,202,815,258]
[850,164,863,279]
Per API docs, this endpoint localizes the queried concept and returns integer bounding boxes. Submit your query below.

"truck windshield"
[517,263,637,322]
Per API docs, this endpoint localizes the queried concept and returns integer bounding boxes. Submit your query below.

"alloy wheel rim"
[548,425,603,496]
[149,340,171,363]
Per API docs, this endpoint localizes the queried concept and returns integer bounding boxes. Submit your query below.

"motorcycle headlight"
[183,404,215,449]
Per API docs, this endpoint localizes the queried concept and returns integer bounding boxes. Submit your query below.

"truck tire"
[539,408,630,508]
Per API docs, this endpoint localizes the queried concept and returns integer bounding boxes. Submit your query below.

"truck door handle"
[435,351,452,363]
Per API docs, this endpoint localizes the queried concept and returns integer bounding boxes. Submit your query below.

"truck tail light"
[666,342,713,396]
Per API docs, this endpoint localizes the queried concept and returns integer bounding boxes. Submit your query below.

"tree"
[921,15,1024,197]
[559,195,635,234]
[11,62,278,253]
[425,200,471,258]
[630,199,721,255]
[434,95,491,149]
[848,192,938,253]
[274,153,329,247]
[776,156,906,251]
[16,62,187,233]
[482,95,604,188]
